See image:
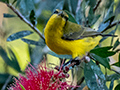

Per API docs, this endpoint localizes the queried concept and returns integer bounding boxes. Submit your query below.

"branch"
[108,20,120,29]
[6,4,45,40]
[76,0,82,13]
[93,0,102,12]
[102,20,120,32]
[110,68,120,75]
[1,75,12,90]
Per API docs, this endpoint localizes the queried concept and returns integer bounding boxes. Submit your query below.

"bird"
[44,9,117,70]
[44,9,103,58]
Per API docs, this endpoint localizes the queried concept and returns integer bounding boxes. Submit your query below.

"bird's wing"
[62,21,101,40]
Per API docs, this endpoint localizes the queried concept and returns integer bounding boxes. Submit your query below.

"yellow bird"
[44,9,103,59]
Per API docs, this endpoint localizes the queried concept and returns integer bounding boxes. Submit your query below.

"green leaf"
[29,10,36,26]
[90,53,110,69]
[75,0,86,25]
[20,84,26,90]
[64,10,77,23]
[100,26,118,43]
[0,46,21,72]
[7,30,33,41]
[90,14,101,26]
[53,0,64,11]
[48,51,72,59]
[12,0,17,4]
[75,7,85,25]
[0,0,9,3]
[112,53,120,67]
[106,74,120,81]
[84,60,108,90]
[98,3,114,33]
[63,0,70,12]
[98,21,110,33]
[110,23,118,46]
[88,0,97,7]
[3,13,16,18]
[115,2,120,15]
[21,38,45,46]
[0,74,12,83]
[113,38,120,50]
[112,62,120,67]
[15,0,21,7]
[119,53,120,66]
[69,0,78,15]
[104,15,115,23]
[103,2,114,24]
[115,83,120,90]
[90,46,116,58]
[109,79,114,90]
[29,39,46,65]
[87,7,94,25]
[18,0,35,20]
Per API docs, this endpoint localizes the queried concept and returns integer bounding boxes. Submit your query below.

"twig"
[89,53,120,75]
[93,0,102,12]
[1,75,12,90]
[110,68,120,75]
[101,20,120,33]
[76,0,82,13]
[6,4,45,40]
[77,76,85,85]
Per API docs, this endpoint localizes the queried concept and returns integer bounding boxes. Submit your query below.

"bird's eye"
[53,10,59,14]
[64,16,68,21]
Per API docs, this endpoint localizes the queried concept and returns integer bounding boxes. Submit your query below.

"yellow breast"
[44,14,102,59]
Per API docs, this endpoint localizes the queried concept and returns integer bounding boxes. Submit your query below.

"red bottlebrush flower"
[8,62,74,90]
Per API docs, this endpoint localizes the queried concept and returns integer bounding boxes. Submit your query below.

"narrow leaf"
[64,10,77,23]
[112,62,120,67]
[119,53,120,67]
[114,54,120,67]
[110,23,118,46]
[48,51,72,59]
[29,10,36,26]
[106,74,120,81]
[100,27,118,43]
[104,15,115,23]
[109,79,114,90]
[98,3,114,33]
[12,0,17,4]
[20,84,26,90]
[90,53,110,69]
[84,60,108,90]
[53,0,64,11]
[90,46,116,58]
[0,0,9,3]
[21,38,45,46]
[113,38,120,50]
[29,39,46,65]
[98,21,110,33]
[90,15,101,26]
[7,30,33,41]
[19,0,35,20]
[115,83,120,90]
[0,46,21,72]
[3,13,16,18]
[0,74,12,83]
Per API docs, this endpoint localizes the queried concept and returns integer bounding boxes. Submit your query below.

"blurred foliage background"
[0,0,120,90]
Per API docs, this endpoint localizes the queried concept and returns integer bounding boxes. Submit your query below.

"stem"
[1,75,12,90]
[76,0,82,13]
[6,4,45,40]
[102,20,120,33]
[111,68,120,75]
[93,0,102,12]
